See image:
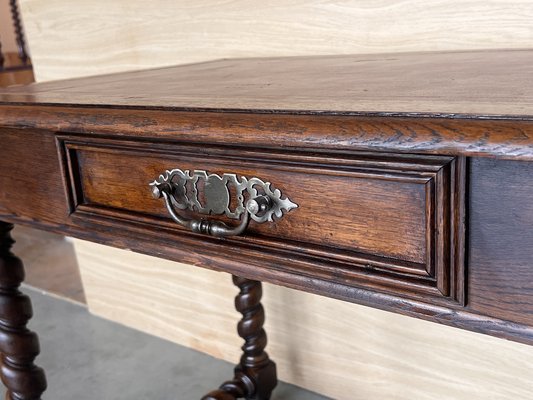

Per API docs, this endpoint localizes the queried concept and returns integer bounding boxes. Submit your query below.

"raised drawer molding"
[59,135,465,306]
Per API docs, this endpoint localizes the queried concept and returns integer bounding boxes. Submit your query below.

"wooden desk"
[1,49,533,399]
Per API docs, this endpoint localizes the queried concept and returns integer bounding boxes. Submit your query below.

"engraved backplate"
[151,169,297,223]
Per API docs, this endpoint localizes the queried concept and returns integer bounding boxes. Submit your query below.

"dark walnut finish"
[1,49,533,118]
[203,277,276,400]
[1,50,533,398]
[58,135,465,306]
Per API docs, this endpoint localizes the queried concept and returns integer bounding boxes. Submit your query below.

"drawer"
[58,135,465,305]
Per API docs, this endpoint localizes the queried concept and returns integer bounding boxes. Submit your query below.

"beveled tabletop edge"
[1,104,533,161]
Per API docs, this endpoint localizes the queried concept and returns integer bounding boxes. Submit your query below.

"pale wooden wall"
[18,1,533,399]
[21,0,533,82]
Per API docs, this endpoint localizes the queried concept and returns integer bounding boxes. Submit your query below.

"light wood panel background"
[20,0,533,82]
[17,1,533,399]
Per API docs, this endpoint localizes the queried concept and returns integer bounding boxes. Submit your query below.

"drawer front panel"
[59,135,465,305]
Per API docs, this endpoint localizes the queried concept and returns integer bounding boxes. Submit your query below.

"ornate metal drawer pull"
[150,169,297,237]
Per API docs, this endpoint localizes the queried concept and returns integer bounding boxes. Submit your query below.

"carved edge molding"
[57,135,465,308]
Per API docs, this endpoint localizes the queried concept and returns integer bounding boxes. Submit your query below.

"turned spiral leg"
[0,222,46,400]
[202,276,277,400]
[9,0,29,64]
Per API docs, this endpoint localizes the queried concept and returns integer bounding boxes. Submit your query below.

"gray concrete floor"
[4,286,329,400]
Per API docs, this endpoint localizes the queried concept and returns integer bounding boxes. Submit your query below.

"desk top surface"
[1,49,532,118]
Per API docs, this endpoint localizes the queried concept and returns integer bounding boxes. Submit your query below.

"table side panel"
[0,128,69,225]
[468,158,533,326]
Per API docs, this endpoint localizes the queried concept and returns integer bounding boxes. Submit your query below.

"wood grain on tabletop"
[2,50,533,117]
